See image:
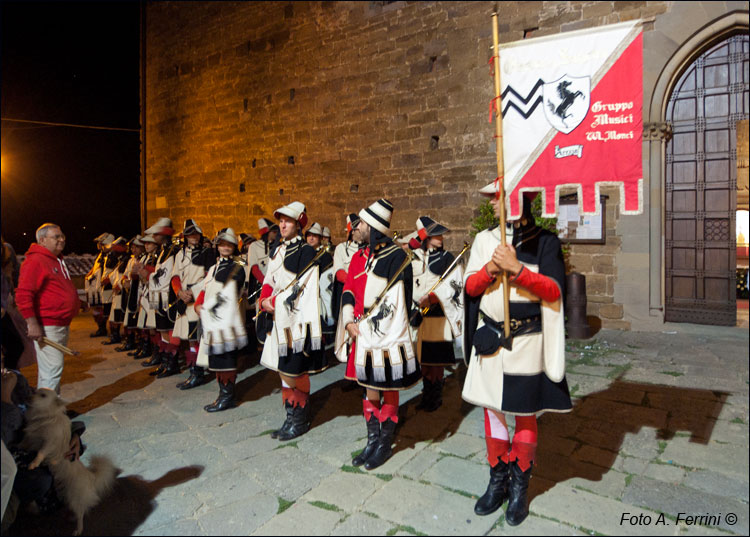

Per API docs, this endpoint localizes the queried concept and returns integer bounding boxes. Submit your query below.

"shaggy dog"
[20,388,117,535]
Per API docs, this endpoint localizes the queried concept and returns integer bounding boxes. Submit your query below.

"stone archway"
[636,9,749,327]
[662,32,748,325]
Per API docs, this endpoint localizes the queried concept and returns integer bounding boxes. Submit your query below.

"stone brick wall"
[145,1,671,327]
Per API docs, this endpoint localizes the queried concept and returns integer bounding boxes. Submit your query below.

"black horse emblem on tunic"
[209,292,226,321]
[547,80,583,128]
[450,279,463,309]
[153,266,166,284]
[284,282,303,315]
[368,298,394,337]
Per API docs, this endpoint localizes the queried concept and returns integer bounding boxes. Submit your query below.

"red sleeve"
[16,259,44,319]
[143,265,155,274]
[251,265,265,284]
[465,264,496,297]
[259,284,273,301]
[195,291,205,307]
[513,266,561,302]
[336,269,348,283]
[171,276,182,294]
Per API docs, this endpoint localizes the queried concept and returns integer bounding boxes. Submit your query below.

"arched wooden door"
[665,34,749,325]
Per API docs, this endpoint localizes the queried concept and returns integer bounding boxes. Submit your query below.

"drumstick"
[42,337,80,356]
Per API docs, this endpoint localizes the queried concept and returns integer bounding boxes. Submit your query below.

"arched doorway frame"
[645,10,749,321]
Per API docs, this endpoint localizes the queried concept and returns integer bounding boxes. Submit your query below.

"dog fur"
[20,388,117,535]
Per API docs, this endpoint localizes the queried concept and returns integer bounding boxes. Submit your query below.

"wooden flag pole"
[491,11,511,339]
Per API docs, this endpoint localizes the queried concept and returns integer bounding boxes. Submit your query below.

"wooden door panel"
[665,34,748,325]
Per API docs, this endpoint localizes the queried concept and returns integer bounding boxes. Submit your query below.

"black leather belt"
[475,312,542,353]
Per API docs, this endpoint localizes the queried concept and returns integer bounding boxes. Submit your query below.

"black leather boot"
[364,418,396,470]
[156,352,180,378]
[415,378,434,410]
[90,319,107,338]
[278,403,311,441]
[131,338,150,358]
[102,328,121,345]
[352,414,380,466]
[505,461,533,526]
[271,401,294,439]
[474,460,510,516]
[204,379,236,412]
[426,378,444,412]
[115,332,136,352]
[142,347,163,367]
[176,366,209,389]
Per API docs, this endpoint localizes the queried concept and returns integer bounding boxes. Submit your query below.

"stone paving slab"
[329,512,394,535]
[366,476,497,535]
[487,514,588,535]
[194,495,278,536]
[682,469,750,503]
[301,471,384,513]
[246,449,339,501]
[530,484,677,536]
[135,488,203,532]
[622,476,749,535]
[421,454,487,497]
[396,443,442,480]
[251,500,344,536]
[135,518,205,536]
[193,469,265,508]
[660,437,750,478]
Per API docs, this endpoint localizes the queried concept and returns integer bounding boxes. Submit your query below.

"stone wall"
[144,1,675,328]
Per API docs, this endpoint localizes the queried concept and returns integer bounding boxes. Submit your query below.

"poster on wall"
[499,20,644,219]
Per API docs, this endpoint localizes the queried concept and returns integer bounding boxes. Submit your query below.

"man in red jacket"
[16,223,81,393]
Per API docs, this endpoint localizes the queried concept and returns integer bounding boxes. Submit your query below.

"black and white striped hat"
[359,199,393,235]
[416,216,449,240]
[183,219,203,236]
[346,213,360,233]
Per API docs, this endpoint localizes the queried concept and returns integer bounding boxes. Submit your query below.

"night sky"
[1,1,141,255]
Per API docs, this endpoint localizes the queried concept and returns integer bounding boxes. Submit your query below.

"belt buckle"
[509,318,521,330]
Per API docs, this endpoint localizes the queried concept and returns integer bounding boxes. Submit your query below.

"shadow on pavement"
[235,367,278,405]
[394,367,473,455]
[530,379,728,502]
[7,465,204,536]
[66,369,156,415]
[310,377,367,428]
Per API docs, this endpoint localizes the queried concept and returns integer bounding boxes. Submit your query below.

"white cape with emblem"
[431,263,465,340]
[355,281,416,383]
[199,271,248,356]
[273,266,322,357]
[319,265,335,329]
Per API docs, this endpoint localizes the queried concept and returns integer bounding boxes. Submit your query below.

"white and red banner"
[498,20,643,218]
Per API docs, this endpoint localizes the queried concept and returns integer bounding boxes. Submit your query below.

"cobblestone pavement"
[8,313,749,536]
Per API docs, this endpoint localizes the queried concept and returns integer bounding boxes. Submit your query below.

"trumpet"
[358,248,414,324]
[414,241,471,317]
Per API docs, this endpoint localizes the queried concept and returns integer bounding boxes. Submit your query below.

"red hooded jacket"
[16,243,80,326]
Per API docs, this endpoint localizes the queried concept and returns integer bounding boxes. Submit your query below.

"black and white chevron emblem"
[501,78,545,119]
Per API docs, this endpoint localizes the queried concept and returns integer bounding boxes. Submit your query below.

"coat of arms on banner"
[543,75,590,134]
[499,20,644,218]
